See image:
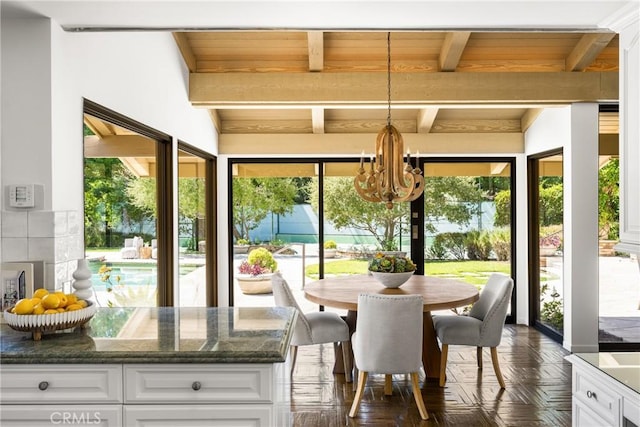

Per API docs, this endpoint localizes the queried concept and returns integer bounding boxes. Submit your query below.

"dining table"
[303,273,480,381]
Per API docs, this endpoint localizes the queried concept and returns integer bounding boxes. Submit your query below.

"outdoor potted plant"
[233,238,250,254]
[539,233,561,257]
[324,240,338,258]
[368,252,416,288]
[236,247,278,294]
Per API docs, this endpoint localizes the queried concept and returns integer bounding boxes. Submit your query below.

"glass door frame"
[527,148,564,343]
[177,142,217,307]
[413,156,517,324]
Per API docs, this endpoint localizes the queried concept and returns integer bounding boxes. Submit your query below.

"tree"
[539,184,563,226]
[310,176,485,248]
[232,177,297,241]
[84,158,147,247]
[493,189,511,227]
[598,159,619,239]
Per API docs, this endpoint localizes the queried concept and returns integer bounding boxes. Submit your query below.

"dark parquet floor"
[290,325,572,427]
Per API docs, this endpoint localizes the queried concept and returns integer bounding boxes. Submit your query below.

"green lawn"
[306,259,511,285]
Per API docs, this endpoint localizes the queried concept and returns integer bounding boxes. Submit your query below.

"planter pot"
[370,271,414,288]
[539,246,557,257]
[598,240,617,257]
[236,273,274,294]
[233,245,249,254]
[324,249,337,258]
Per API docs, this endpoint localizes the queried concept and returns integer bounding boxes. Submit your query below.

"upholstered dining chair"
[271,272,352,382]
[432,273,514,389]
[348,294,428,420]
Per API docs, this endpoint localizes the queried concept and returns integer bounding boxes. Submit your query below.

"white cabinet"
[123,363,290,426]
[567,355,640,427]
[0,362,291,427]
[615,10,640,254]
[0,365,123,427]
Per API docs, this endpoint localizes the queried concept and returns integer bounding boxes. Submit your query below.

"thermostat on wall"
[8,184,35,208]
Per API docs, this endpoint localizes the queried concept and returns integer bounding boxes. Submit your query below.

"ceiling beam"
[417,108,439,133]
[208,109,222,134]
[190,71,618,107]
[172,32,197,72]
[311,108,325,134]
[84,135,156,157]
[307,31,324,72]
[219,132,523,155]
[520,108,544,133]
[439,31,471,71]
[565,32,617,72]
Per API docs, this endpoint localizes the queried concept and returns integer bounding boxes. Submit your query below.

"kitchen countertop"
[574,352,640,394]
[0,306,297,364]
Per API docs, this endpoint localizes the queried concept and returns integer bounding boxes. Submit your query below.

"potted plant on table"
[368,252,416,288]
[236,248,278,294]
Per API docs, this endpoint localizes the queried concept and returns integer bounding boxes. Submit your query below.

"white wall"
[1,17,217,289]
[524,104,599,352]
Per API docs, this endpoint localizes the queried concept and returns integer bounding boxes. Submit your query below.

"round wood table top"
[304,274,479,312]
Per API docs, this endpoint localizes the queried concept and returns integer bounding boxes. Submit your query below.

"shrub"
[490,228,511,261]
[438,232,467,260]
[426,236,448,260]
[236,238,250,245]
[324,240,337,249]
[244,247,278,273]
[465,230,492,261]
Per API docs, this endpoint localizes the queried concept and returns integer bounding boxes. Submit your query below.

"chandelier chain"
[387,32,391,127]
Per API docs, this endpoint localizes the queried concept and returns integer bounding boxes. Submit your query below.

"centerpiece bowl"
[371,271,414,288]
[368,252,417,288]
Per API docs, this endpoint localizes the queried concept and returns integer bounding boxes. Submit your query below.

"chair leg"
[410,372,429,420]
[289,346,298,376]
[341,340,353,383]
[439,344,448,387]
[490,347,506,389]
[348,371,368,418]
[384,374,392,395]
[352,366,359,392]
[477,346,483,369]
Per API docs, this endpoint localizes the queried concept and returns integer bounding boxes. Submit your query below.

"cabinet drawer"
[124,404,273,427]
[574,368,620,424]
[124,364,273,403]
[0,404,122,427]
[0,365,122,404]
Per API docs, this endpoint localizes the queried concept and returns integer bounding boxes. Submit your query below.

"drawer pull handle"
[38,381,49,391]
[586,390,597,399]
[192,381,202,391]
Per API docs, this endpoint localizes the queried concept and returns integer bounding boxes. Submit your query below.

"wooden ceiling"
[174,30,619,153]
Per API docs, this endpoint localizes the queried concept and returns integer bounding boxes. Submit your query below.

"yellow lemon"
[32,304,45,315]
[32,288,49,299]
[30,297,42,306]
[56,307,65,313]
[43,309,59,315]
[41,294,60,309]
[54,292,68,308]
[65,294,78,306]
[65,303,82,311]
[76,299,88,308]
[14,298,34,315]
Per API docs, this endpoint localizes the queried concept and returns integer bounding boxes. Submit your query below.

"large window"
[229,157,516,321]
[177,145,216,307]
[420,159,515,320]
[529,150,564,342]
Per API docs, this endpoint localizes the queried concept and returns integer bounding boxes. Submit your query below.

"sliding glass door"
[529,150,564,341]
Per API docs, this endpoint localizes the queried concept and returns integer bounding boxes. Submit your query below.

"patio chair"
[120,238,139,259]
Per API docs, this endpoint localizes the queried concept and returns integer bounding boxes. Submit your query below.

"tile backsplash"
[1,210,83,291]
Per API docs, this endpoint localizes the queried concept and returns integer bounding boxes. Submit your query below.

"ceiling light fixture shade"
[354,32,425,209]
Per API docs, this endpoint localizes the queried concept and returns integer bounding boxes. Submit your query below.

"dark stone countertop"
[0,306,297,364]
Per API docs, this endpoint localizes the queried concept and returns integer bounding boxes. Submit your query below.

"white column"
[563,103,599,353]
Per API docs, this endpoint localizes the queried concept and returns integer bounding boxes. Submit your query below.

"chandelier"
[354,32,425,209]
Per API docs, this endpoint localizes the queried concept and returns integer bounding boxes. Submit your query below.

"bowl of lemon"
[3,288,96,341]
